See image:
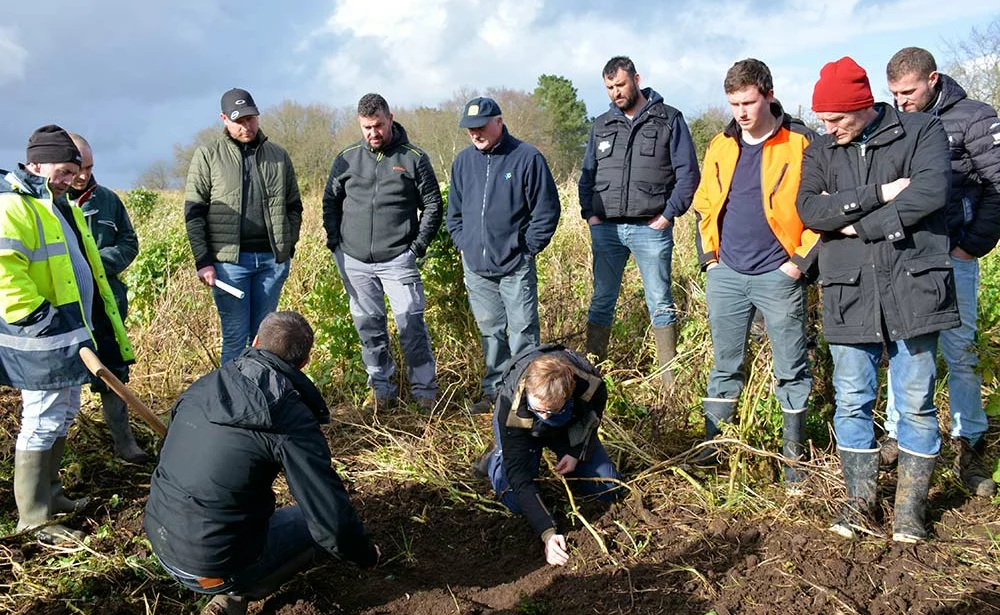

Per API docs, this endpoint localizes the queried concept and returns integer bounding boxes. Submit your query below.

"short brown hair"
[887,47,937,82]
[256,311,314,366]
[358,93,390,118]
[603,56,637,80]
[523,354,574,406]
[724,58,773,95]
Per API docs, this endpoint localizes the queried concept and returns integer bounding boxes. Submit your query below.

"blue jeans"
[487,411,622,509]
[588,221,675,327]
[831,333,941,457]
[885,256,985,443]
[158,506,318,600]
[213,252,291,365]
[705,262,811,411]
[334,249,438,400]
[462,255,540,398]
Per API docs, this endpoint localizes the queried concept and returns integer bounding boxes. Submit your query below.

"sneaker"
[200,594,247,615]
[953,437,997,497]
[468,397,494,415]
[364,395,398,414]
[879,436,899,470]
[472,443,496,480]
[415,396,436,412]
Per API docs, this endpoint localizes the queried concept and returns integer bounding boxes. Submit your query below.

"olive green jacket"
[184,129,302,269]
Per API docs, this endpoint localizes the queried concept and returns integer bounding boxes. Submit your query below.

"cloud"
[308,0,999,120]
[0,28,28,87]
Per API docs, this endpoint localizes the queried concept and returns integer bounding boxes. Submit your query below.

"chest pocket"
[594,132,616,160]
[639,128,659,157]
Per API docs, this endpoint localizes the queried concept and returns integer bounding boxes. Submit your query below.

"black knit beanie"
[26,125,82,165]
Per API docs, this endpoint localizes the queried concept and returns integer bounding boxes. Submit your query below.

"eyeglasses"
[527,394,568,416]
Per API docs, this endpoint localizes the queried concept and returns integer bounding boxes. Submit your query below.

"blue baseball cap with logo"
[459,97,502,128]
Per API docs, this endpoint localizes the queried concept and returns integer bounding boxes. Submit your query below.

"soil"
[1,391,999,615]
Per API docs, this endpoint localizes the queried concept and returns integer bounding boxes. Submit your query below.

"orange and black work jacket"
[694,105,820,275]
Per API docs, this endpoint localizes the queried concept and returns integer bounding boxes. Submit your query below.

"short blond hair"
[523,354,574,406]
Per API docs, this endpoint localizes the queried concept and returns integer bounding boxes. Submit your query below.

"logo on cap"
[468,105,480,116]
[235,99,247,105]
[230,111,240,120]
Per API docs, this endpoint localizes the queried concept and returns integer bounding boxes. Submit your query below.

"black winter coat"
[923,73,1000,257]
[797,104,959,344]
[144,349,377,577]
[494,345,607,538]
[322,122,443,262]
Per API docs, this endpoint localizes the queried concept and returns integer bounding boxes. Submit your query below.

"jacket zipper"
[768,163,789,210]
[371,150,383,261]
[481,153,491,263]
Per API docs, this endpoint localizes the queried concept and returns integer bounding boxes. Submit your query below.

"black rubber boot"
[652,324,678,388]
[101,392,150,463]
[585,321,612,363]
[49,437,89,514]
[692,398,737,467]
[893,450,937,543]
[830,449,883,539]
[782,409,807,492]
[14,449,85,544]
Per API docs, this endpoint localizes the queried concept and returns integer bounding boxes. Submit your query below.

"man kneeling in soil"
[145,311,379,614]
[473,345,623,566]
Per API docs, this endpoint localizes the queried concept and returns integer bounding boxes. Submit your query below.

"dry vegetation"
[1,186,999,614]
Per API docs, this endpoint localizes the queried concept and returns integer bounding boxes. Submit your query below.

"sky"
[2,1,999,189]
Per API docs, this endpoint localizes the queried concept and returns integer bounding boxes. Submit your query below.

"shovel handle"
[79,347,167,438]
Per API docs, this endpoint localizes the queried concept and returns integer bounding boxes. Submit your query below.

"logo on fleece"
[598,140,611,153]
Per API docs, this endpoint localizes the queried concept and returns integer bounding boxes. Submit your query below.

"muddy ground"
[1,390,999,615]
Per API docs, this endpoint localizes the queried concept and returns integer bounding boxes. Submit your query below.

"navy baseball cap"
[459,97,502,128]
[221,88,260,121]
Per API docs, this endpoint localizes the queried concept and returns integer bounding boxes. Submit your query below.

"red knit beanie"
[812,56,874,113]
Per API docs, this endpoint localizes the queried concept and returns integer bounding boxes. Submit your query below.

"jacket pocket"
[820,267,863,327]
[639,128,659,156]
[635,181,667,197]
[594,132,616,160]
[901,255,954,316]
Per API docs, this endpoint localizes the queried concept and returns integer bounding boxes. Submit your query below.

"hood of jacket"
[205,348,329,430]
[929,73,968,115]
[1,165,50,199]
[607,87,665,119]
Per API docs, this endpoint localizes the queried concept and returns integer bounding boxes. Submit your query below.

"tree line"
[137,75,591,194]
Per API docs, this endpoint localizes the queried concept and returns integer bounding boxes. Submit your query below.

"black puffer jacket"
[144,348,377,577]
[922,73,1000,257]
[322,122,443,262]
[494,344,607,538]
[797,103,959,344]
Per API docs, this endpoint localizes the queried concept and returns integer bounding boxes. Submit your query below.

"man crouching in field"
[472,345,622,566]
[145,312,379,615]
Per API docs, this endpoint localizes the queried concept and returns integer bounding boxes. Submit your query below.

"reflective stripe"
[0,237,68,261]
[0,327,90,351]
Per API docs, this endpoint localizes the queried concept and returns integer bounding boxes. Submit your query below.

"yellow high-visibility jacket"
[0,166,133,389]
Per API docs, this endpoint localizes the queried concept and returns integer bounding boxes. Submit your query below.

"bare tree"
[943,17,1000,110]
[134,159,175,190]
